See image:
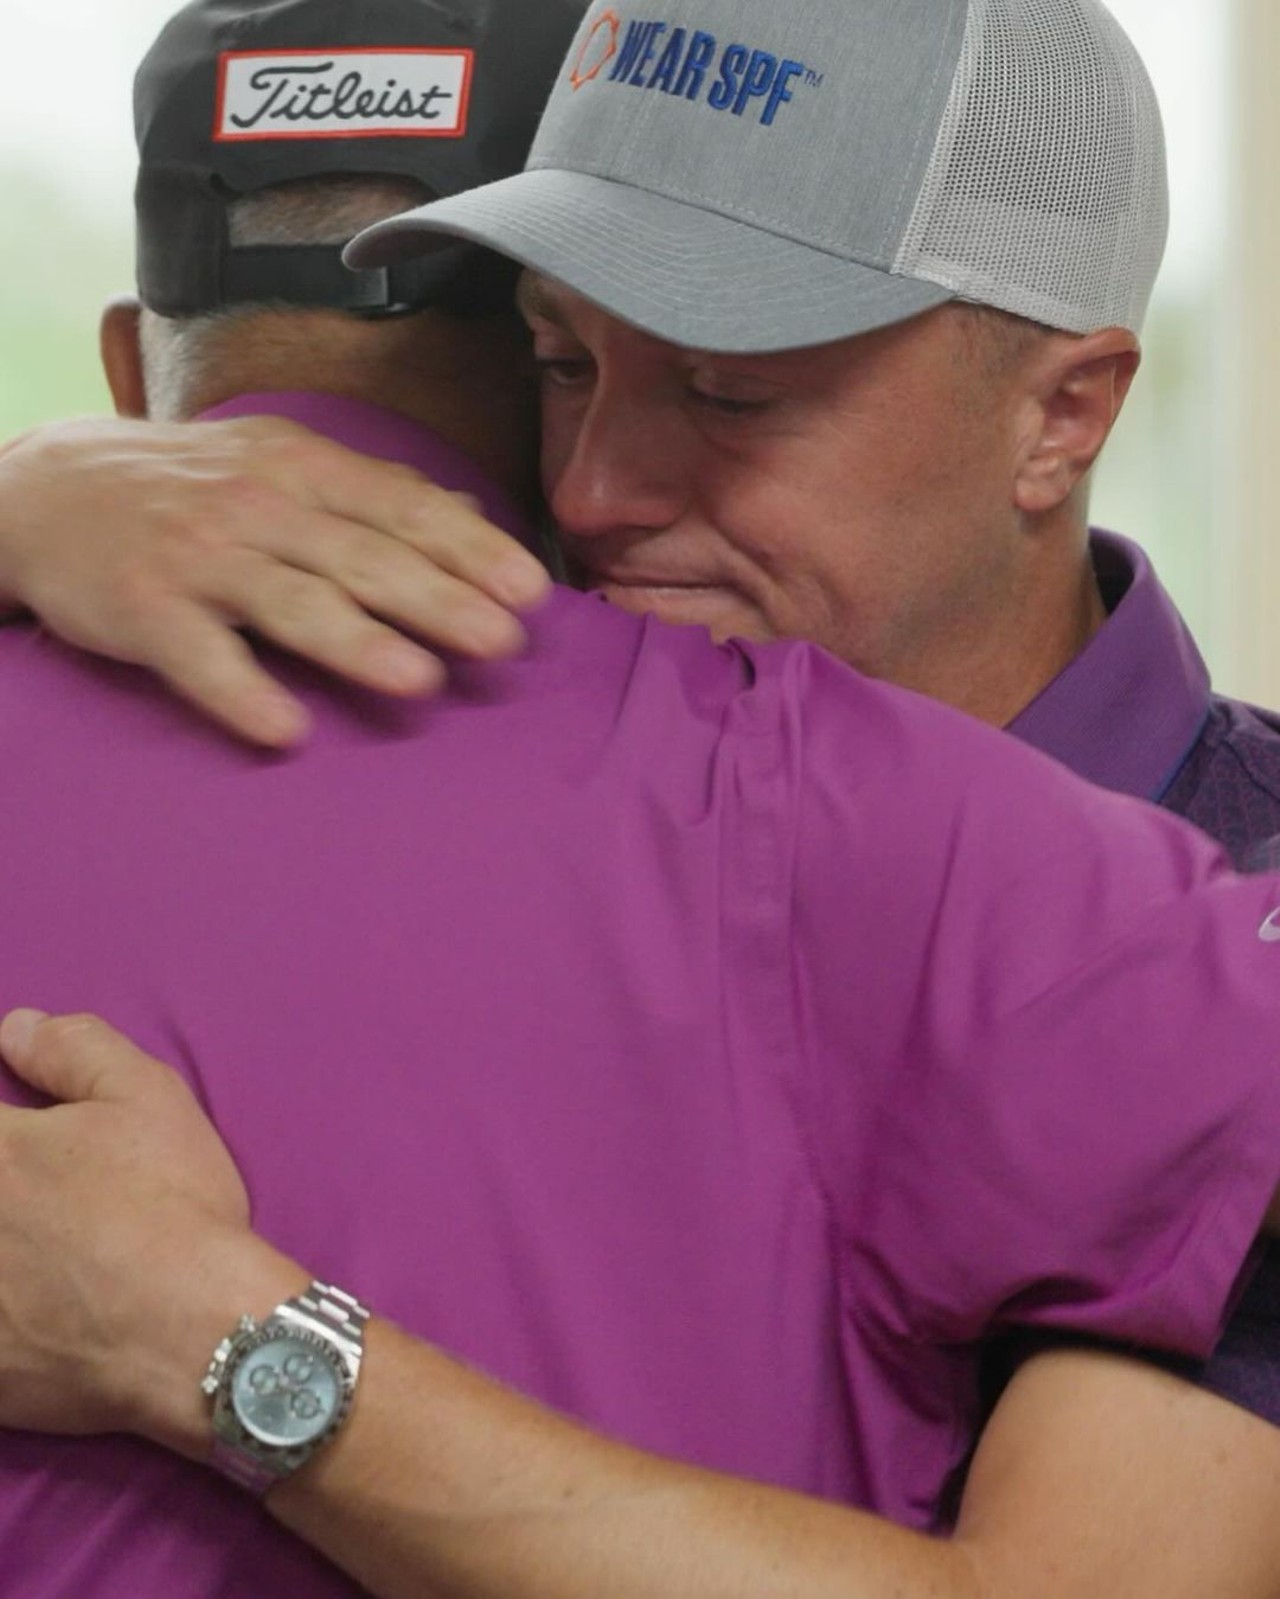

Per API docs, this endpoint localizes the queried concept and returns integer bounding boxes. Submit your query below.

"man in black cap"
[76,0,567,737]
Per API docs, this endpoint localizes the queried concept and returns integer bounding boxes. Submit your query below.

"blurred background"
[1,1,1275,701]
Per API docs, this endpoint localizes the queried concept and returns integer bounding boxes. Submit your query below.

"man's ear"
[1013,328,1140,516]
[99,296,148,418]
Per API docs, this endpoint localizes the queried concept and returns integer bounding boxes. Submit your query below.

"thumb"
[0,1010,159,1105]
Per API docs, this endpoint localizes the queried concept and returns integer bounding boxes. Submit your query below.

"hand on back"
[0,416,550,746]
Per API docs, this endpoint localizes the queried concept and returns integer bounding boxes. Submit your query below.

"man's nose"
[548,388,689,541]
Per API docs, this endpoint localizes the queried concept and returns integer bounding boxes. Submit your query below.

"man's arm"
[0,416,547,746]
[2,1010,1278,1599]
[270,1318,1280,1599]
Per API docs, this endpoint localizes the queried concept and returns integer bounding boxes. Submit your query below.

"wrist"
[127,1228,310,1463]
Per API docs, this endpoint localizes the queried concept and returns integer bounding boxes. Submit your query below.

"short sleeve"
[779,644,1280,1362]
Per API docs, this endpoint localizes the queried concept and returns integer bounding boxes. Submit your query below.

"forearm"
[105,1222,972,1599]
[272,1324,1280,1599]
[272,1317,978,1599]
[112,1227,1280,1599]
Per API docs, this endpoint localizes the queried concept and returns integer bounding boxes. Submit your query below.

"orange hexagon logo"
[571,10,621,90]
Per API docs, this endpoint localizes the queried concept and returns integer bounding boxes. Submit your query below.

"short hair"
[951,301,1056,378]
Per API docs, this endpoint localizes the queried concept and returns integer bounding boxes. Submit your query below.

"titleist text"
[216,50,473,140]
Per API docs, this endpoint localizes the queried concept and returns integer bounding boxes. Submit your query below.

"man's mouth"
[589,577,748,631]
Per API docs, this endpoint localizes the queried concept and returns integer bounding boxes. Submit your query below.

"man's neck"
[892,543,1109,731]
[991,556,1107,728]
[197,391,537,553]
[189,308,542,515]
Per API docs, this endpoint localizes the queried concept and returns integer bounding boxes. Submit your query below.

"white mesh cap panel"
[894,0,1168,333]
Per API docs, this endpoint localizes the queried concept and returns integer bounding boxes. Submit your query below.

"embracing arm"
[268,1319,1280,1599]
[0,416,547,745]
[1,1012,1278,1599]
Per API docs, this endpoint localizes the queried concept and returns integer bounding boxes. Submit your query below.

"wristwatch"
[201,1281,369,1494]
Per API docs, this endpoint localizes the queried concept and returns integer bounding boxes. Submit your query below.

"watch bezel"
[206,1305,361,1483]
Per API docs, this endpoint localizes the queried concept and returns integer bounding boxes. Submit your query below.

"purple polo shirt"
[4,400,1280,1597]
[1010,529,1280,1422]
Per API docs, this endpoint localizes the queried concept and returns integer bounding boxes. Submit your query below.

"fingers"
[0,1007,47,1068]
[229,562,455,692]
[0,1010,171,1105]
[223,512,532,660]
[127,602,318,748]
[388,494,552,613]
[286,446,552,612]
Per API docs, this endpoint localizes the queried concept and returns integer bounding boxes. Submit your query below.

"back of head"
[351,0,1169,354]
[134,171,441,420]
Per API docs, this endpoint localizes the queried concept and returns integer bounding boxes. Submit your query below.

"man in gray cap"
[359,0,1279,1454]
[347,0,1170,729]
[1,3,1279,1595]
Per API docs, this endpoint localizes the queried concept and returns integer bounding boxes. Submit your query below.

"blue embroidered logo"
[599,19,817,126]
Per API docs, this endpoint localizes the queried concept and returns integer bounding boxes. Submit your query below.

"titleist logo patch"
[215,49,474,140]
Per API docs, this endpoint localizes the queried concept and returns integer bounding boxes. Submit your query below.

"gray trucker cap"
[347,0,1169,353]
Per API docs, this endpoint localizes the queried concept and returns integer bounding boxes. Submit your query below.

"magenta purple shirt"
[3,395,1280,1596]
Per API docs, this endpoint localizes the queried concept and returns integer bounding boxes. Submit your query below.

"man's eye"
[690,388,773,417]
[535,358,594,388]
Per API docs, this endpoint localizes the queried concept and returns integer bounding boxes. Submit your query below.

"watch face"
[230,1332,343,1448]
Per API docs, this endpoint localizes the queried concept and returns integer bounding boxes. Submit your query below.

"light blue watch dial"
[231,1334,341,1447]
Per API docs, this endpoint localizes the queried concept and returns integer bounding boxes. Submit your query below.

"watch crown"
[200,1317,258,1396]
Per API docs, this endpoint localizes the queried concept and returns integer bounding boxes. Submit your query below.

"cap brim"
[345,168,953,354]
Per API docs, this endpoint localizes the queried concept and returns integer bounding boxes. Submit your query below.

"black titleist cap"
[135,0,586,317]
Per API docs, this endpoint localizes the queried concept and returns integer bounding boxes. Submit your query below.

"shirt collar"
[1007,531,1212,802]
[199,391,538,551]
